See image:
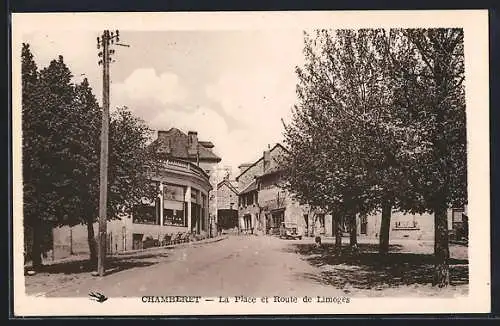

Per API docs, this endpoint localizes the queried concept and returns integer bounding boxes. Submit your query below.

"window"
[452,208,464,223]
[191,188,199,203]
[162,184,187,226]
[360,215,368,234]
[163,208,185,226]
[133,204,157,225]
[201,194,207,231]
[163,184,185,202]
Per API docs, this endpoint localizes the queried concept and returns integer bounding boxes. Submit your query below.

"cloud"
[113,68,188,106]
[204,62,298,152]
[22,30,305,178]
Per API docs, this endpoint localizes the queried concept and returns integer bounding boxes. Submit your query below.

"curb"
[114,235,229,256]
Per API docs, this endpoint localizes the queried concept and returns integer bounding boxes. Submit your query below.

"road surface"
[46,235,342,298]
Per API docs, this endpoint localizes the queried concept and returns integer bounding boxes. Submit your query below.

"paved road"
[48,235,342,298]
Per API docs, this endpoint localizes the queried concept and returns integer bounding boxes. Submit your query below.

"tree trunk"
[433,204,450,287]
[31,220,43,270]
[87,221,98,267]
[334,213,342,255]
[349,213,358,249]
[379,202,392,254]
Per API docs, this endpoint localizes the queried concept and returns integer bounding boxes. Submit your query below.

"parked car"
[279,223,302,240]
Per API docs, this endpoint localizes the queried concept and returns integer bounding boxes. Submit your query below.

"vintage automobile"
[279,222,302,240]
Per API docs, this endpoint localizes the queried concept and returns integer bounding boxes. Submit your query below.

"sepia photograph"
[11,10,490,316]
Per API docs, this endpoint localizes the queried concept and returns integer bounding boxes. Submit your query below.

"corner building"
[52,128,221,257]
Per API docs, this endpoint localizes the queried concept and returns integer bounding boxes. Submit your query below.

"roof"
[239,179,258,195]
[256,166,286,179]
[217,179,239,194]
[235,143,289,181]
[149,128,221,162]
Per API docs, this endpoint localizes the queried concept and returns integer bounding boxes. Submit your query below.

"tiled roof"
[217,179,239,194]
[149,128,221,162]
[235,143,289,181]
[256,166,286,179]
[239,179,258,195]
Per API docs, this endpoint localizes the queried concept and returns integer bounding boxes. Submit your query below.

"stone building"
[216,178,239,230]
[361,206,468,241]
[52,128,221,259]
[236,143,310,235]
[235,143,468,242]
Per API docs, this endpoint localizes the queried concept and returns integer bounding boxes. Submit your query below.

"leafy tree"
[22,43,43,267]
[22,44,158,268]
[108,106,158,218]
[283,28,466,287]
[396,29,466,287]
[68,78,102,263]
[22,50,75,269]
[282,30,374,253]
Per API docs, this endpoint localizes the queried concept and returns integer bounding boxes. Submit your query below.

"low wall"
[52,219,190,260]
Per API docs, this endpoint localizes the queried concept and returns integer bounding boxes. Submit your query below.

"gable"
[235,143,288,181]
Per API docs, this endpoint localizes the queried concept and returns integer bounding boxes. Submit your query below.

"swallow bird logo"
[89,291,108,303]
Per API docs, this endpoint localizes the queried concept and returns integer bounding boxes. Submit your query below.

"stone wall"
[217,183,238,210]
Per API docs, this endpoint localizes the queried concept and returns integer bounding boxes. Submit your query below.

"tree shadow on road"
[25,253,170,277]
[287,243,469,290]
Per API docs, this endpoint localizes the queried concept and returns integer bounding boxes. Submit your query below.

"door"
[132,233,143,250]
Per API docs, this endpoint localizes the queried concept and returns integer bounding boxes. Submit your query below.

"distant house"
[236,143,310,235]
[216,178,239,230]
[52,128,222,259]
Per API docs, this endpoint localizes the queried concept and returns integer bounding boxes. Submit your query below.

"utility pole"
[96,30,127,276]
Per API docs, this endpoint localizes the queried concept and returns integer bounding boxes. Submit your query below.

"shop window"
[133,204,157,225]
[163,184,185,202]
[163,209,185,226]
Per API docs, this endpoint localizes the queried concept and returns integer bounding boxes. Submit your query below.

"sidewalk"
[25,235,228,296]
[25,235,228,270]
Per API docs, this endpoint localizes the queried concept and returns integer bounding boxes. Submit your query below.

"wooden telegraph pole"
[96,30,127,276]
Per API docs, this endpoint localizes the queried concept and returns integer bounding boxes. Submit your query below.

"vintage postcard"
[12,10,490,316]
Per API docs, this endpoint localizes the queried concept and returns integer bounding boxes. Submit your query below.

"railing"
[157,159,210,182]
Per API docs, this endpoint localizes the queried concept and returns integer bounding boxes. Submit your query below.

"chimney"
[187,131,198,156]
[263,149,271,173]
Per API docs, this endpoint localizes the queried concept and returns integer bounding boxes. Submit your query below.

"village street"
[39,235,341,298]
[28,235,468,299]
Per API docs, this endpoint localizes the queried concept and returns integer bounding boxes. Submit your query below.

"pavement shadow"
[289,243,469,289]
[25,253,170,276]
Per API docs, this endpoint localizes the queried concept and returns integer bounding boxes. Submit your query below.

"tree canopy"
[282,28,466,286]
[22,43,158,267]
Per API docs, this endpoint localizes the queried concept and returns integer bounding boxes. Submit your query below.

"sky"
[23,30,306,177]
